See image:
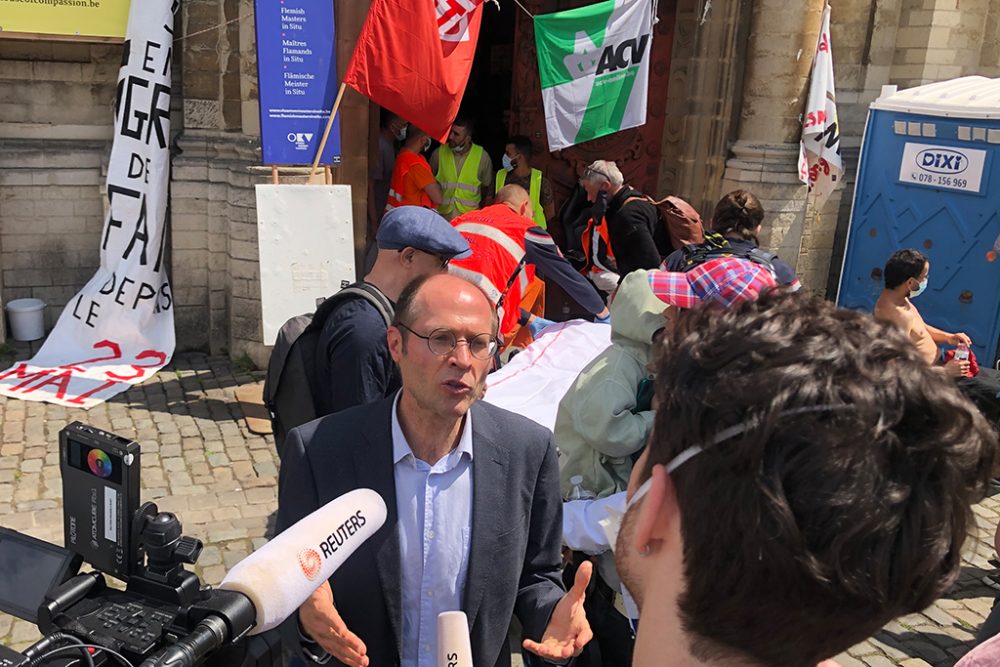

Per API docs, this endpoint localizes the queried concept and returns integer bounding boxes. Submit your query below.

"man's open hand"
[523,560,594,661]
[299,581,369,667]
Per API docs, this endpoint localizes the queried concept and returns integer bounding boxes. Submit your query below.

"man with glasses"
[312,206,470,419]
[578,160,666,292]
[279,273,594,667]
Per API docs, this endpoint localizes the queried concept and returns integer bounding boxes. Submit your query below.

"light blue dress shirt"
[392,393,474,667]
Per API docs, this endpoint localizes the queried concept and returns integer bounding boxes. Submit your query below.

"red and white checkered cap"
[647,257,777,310]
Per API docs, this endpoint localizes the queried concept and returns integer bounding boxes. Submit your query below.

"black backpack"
[678,231,778,275]
[264,282,394,458]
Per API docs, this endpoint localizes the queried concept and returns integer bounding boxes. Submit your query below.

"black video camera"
[0,422,279,667]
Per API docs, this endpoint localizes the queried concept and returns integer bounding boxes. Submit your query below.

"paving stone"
[198,545,223,566]
[3,350,994,664]
[245,487,276,505]
[207,452,231,467]
[903,640,949,663]
[162,457,186,472]
[253,461,278,478]
[963,596,997,618]
[870,637,911,661]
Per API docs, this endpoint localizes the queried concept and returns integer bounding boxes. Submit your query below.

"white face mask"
[909,277,928,298]
[604,403,850,623]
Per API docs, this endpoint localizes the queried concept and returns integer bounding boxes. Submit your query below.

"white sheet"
[483,320,612,432]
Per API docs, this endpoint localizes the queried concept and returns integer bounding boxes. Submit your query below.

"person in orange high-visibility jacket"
[449,184,609,344]
[580,213,619,295]
[384,126,443,214]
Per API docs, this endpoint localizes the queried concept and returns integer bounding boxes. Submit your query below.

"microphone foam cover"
[219,488,387,634]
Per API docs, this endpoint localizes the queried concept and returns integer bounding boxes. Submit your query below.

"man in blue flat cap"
[312,206,471,418]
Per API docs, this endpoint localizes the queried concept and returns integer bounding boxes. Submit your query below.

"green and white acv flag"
[534,0,653,151]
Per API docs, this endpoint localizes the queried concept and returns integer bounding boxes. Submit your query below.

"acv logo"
[287,132,313,151]
[298,548,323,581]
[916,148,967,174]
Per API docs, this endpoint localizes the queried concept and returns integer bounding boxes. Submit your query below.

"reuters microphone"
[437,611,473,667]
[219,488,388,634]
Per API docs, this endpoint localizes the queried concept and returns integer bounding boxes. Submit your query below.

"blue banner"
[254,0,341,165]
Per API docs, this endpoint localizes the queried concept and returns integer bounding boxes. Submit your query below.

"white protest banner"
[0,0,177,409]
[255,185,356,345]
[798,3,843,205]
[534,0,654,151]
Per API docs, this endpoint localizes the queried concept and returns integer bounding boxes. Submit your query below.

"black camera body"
[0,422,278,667]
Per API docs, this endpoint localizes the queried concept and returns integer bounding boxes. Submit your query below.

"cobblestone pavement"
[1,351,999,667]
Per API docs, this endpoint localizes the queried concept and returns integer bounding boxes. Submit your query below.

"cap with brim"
[377,206,472,260]
[648,257,778,310]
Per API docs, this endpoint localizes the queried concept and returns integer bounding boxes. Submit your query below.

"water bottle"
[567,475,596,501]
[956,344,970,362]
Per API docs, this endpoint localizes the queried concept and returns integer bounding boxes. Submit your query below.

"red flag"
[344,0,484,142]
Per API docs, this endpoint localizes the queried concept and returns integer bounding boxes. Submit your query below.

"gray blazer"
[276,396,566,667]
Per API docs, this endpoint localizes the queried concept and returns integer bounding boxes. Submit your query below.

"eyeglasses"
[396,323,498,360]
[581,166,611,184]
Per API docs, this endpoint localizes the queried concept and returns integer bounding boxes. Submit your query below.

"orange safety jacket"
[448,204,536,339]
[580,215,616,279]
[384,150,434,212]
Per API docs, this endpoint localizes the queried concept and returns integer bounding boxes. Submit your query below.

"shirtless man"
[874,249,970,376]
[874,248,1000,425]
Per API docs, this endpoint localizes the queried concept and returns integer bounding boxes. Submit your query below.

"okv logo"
[916,148,968,175]
[287,132,314,151]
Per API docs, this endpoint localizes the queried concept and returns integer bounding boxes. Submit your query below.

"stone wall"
[891,0,998,86]
[0,41,118,334]
[170,131,265,364]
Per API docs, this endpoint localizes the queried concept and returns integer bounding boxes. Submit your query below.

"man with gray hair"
[579,160,666,286]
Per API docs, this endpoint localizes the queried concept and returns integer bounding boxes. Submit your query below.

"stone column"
[658,0,754,217]
[719,0,824,288]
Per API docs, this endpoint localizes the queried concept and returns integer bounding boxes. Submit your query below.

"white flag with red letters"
[798,4,843,205]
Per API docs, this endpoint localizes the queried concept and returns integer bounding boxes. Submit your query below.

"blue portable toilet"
[837,76,1000,366]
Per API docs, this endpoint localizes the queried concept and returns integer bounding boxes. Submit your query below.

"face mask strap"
[664,404,854,475]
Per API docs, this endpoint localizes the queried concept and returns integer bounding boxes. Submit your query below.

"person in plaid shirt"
[557,256,777,665]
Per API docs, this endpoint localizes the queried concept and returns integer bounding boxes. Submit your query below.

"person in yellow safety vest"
[495,135,556,230]
[449,184,609,345]
[430,115,494,221]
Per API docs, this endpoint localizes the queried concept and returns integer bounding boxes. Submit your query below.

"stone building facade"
[1,0,998,365]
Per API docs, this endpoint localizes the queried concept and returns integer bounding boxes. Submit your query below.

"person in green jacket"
[556,268,668,500]
[557,257,779,499]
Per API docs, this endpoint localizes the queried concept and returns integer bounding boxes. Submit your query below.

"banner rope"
[510,0,534,18]
[173,12,253,43]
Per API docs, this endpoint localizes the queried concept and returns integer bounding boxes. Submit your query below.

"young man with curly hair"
[616,290,997,667]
